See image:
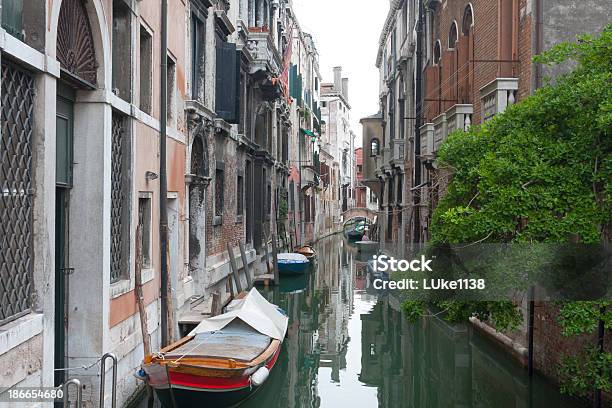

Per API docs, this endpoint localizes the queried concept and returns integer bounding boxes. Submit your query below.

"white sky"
[292,0,389,148]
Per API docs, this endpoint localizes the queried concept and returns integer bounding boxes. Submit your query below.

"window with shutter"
[215,42,240,123]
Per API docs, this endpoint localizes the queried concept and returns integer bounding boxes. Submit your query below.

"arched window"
[448,21,458,49]
[433,40,442,65]
[57,0,97,86]
[191,134,209,178]
[370,138,380,157]
[462,4,474,35]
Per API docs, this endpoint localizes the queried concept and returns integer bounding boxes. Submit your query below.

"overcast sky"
[292,0,389,147]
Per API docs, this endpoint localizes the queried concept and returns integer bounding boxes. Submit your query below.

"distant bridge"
[342,207,377,227]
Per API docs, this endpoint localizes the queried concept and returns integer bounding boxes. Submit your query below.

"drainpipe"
[413,0,424,243]
[159,0,169,347]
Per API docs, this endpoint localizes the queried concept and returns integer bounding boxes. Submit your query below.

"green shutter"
[215,42,239,123]
[2,0,24,40]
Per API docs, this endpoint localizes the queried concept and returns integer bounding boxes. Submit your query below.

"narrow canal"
[241,234,584,408]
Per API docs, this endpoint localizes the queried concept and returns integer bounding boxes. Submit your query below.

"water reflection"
[243,235,582,408]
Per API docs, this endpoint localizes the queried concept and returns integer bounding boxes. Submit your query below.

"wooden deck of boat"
[164,321,271,362]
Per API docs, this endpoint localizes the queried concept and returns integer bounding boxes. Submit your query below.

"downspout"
[413,0,424,244]
[159,0,169,347]
[534,0,543,91]
[298,126,303,245]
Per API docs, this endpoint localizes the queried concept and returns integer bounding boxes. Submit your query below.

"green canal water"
[241,235,585,408]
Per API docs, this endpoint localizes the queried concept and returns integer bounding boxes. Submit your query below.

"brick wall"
[517,0,533,100]
[424,0,534,124]
[205,134,246,256]
[534,303,612,405]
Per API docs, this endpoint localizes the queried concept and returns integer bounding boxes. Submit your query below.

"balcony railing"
[480,78,518,122]
[419,123,435,158]
[247,29,282,75]
[446,104,473,135]
[433,113,447,153]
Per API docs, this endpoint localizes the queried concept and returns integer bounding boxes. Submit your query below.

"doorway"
[54,84,74,387]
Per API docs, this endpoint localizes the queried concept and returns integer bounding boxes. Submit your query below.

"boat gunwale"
[147,339,281,372]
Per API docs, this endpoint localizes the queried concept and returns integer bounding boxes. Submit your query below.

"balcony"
[433,113,447,152]
[480,78,518,122]
[419,123,434,159]
[301,166,320,190]
[247,29,282,75]
[446,104,473,135]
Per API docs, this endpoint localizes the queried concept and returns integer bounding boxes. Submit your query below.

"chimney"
[342,78,349,102]
[333,66,342,92]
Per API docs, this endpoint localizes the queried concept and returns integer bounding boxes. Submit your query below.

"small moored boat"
[295,245,316,262]
[141,288,288,407]
[277,253,310,275]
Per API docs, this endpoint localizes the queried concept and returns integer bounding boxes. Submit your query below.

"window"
[402,0,409,39]
[289,181,295,210]
[267,184,272,218]
[357,165,363,173]
[237,174,244,216]
[322,101,327,108]
[397,173,403,204]
[138,194,152,269]
[304,193,311,222]
[167,55,176,126]
[434,40,442,65]
[370,138,380,156]
[139,26,153,114]
[449,21,458,49]
[112,0,132,101]
[462,4,474,35]
[191,12,206,100]
[215,167,224,217]
[110,113,130,282]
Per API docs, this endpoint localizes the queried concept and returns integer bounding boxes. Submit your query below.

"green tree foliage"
[402,25,612,396]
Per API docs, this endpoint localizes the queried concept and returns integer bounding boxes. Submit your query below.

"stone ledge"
[0,313,43,356]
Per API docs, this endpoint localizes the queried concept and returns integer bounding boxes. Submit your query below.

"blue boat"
[277,253,310,275]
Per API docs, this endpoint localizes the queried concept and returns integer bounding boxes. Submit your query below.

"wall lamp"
[145,171,159,182]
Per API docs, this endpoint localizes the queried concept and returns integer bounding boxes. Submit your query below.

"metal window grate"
[0,62,34,325]
[110,113,127,282]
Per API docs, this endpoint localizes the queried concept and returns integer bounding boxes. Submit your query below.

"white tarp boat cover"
[189,288,288,340]
[277,253,308,263]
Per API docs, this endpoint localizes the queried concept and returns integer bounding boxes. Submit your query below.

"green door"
[54,85,74,387]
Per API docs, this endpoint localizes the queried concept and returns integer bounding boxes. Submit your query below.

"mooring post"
[227,243,243,293]
[271,232,280,285]
[238,241,253,289]
[263,231,272,275]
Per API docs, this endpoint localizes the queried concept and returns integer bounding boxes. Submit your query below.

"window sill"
[213,215,223,226]
[110,268,155,299]
[0,313,43,356]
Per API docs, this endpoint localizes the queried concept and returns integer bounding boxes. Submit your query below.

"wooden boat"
[295,245,316,262]
[346,228,364,242]
[277,253,310,275]
[141,288,288,407]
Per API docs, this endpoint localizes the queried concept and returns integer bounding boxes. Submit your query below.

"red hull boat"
[142,289,288,407]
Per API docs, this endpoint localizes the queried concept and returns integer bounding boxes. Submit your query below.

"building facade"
[319,66,355,233]
[367,0,611,397]
[0,0,327,405]
[412,0,611,243]
[354,147,378,212]
[361,0,416,255]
